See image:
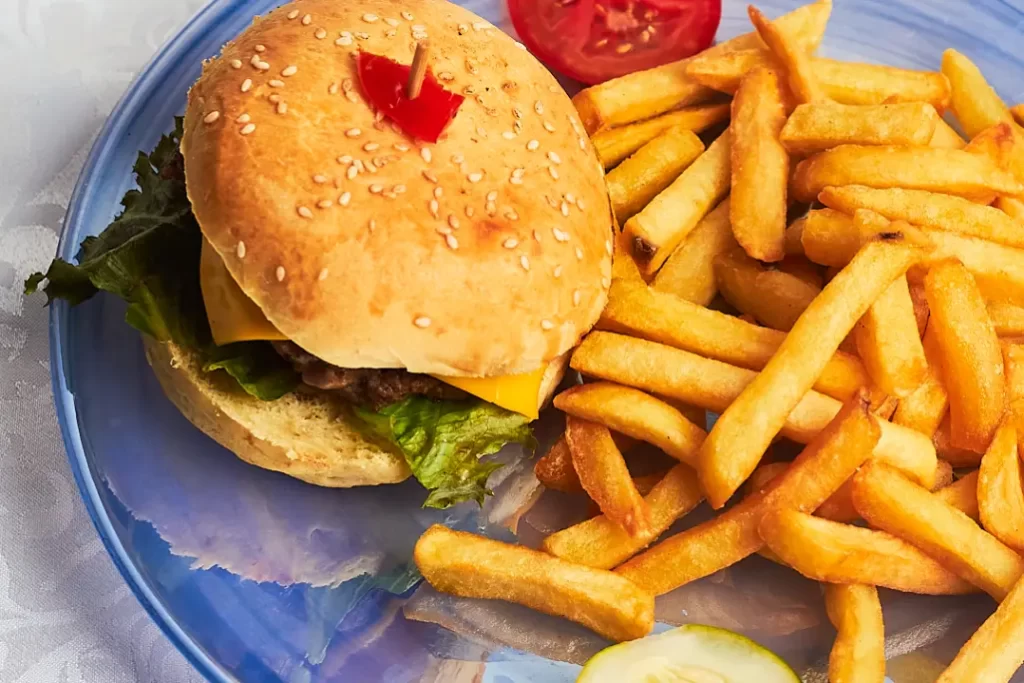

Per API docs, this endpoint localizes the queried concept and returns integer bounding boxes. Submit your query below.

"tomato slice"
[508,0,722,85]
[356,52,465,143]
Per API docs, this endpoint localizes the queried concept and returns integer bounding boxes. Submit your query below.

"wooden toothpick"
[406,41,430,99]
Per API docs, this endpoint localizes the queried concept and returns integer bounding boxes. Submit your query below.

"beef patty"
[273,341,467,410]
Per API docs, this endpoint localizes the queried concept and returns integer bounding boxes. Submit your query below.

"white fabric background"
[0,1,206,680]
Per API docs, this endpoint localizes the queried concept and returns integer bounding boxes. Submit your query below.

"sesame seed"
[520,255,531,271]
[412,24,426,32]
[448,215,460,229]
[277,101,288,114]
[420,148,432,163]
[240,123,256,135]
[363,142,380,152]
[554,265,563,278]
[394,143,410,152]
[510,176,523,186]
[414,315,431,328]
[356,31,371,39]
[287,9,300,19]
[505,209,519,221]
[257,61,271,71]
[473,21,489,30]
[458,23,469,34]
[337,155,352,165]
[422,170,438,183]
[276,266,287,281]
[486,202,496,215]
[548,166,560,180]
[434,187,444,198]
[515,41,526,50]
[241,78,252,92]
[255,44,266,53]
[513,167,525,177]
[339,192,351,206]
[345,92,358,103]
[468,172,483,183]
[561,202,570,217]
[513,107,523,119]
[549,85,560,93]
[503,238,519,249]
[502,131,516,140]
[602,277,611,288]
[429,199,439,217]
[364,159,377,172]
[346,128,361,137]
[282,65,298,77]
[576,246,584,260]
[369,184,383,194]
[369,219,376,232]
[385,17,400,26]
[573,290,581,306]
[362,12,379,22]
[436,225,452,236]
[476,126,487,138]
[548,151,562,164]
[236,241,246,258]
[577,198,586,210]
[605,240,613,255]
[438,71,454,81]
[565,192,576,204]
[312,174,328,184]
[541,319,554,330]
[446,234,459,250]
[230,59,242,69]
[534,229,543,242]
[236,113,251,123]
[336,35,352,46]
[312,198,333,210]
[544,121,556,133]
[402,11,414,20]
[579,137,587,149]
[534,101,545,115]
[301,13,312,25]
[269,93,282,103]
[526,139,540,152]
[451,154,464,164]
[203,111,221,124]
[315,28,327,39]
[553,228,569,242]
[250,54,262,67]
[297,205,313,218]
[318,268,329,281]
[347,165,359,180]
[463,206,474,218]
[269,79,284,87]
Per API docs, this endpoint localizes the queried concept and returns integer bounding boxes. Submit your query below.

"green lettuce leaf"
[354,397,536,509]
[25,118,299,400]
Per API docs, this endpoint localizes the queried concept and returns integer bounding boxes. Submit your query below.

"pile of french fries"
[415,1,1024,679]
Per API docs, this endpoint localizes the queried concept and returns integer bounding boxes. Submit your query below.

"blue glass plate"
[50,0,1024,681]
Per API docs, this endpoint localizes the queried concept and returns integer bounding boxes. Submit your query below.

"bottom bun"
[143,337,411,488]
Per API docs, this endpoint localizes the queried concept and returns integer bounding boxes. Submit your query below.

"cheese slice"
[200,238,287,345]
[199,238,542,418]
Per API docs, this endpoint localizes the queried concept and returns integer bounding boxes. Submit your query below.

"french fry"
[825,584,886,683]
[818,184,1024,250]
[714,247,821,331]
[571,331,939,488]
[933,414,984,467]
[792,145,1023,204]
[854,275,929,397]
[941,48,1015,139]
[909,276,930,336]
[930,118,967,149]
[612,225,644,283]
[1004,342,1024,401]
[781,102,939,156]
[924,259,1006,452]
[688,50,950,109]
[852,462,1024,600]
[414,525,655,642]
[978,421,1024,552]
[816,479,860,523]
[616,394,880,595]
[747,462,791,494]
[937,571,1024,682]
[565,417,651,537]
[892,323,950,438]
[731,68,789,262]
[699,238,924,508]
[573,0,832,133]
[599,279,871,402]
[625,131,732,277]
[991,303,1024,338]
[607,128,705,223]
[651,199,736,305]
[965,122,1024,184]
[935,458,956,490]
[542,464,704,570]
[555,382,705,467]
[535,436,583,493]
[785,217,806,255]
[936,470,980,520]
[996,196,1024,221]
[748,6,827,105]
[592,103,730,169]
[777,255,822,288]
[758,508,977,594]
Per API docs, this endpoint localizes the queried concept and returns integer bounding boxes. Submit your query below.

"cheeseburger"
[28,0,613,507]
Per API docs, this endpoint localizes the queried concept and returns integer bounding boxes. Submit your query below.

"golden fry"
[748,6,827,105]
[997,196,1024,221]
[566,417,651,537]
[759,508,976,594]
[1004,342,1024,401]
[617,395,880,595]
[414,525,655,642]
[625,132,732,277]
[782,102,938,156]
[542,464,704,570]
[747,462,790,495]
[854,275,928,397]
[731,68,789,262]
[936,470,980,520]
[825,584,886,683]
[592,103,729,169]
[852,462,1024,600]
[816,479,859,523]
[934,414,984,467]
[892,323,950,438]
[937,571,1024,682]
[979,421,1024,552]
[652,199,736,306]
[714,247,821,331]
[942,48,1015,139]
[990,303,1024,337]
[930,118,967,149]
[608,127,705,222]
[699,238,924,508]
[555,382,705,467]
[925,259,1006,452]
[819,184,1024,250]
[792,145,1023,204]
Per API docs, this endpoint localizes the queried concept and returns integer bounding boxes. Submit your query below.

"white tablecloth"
[0,2,206,680]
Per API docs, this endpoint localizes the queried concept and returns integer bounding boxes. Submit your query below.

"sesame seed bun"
[181,0,613,377]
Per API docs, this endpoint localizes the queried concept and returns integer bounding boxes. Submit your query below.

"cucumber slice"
[577,624,799,683]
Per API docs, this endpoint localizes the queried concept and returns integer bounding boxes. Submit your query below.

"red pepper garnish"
[356,52,464,143]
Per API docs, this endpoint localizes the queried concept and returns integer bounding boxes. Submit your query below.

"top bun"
[182,0,613,376]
